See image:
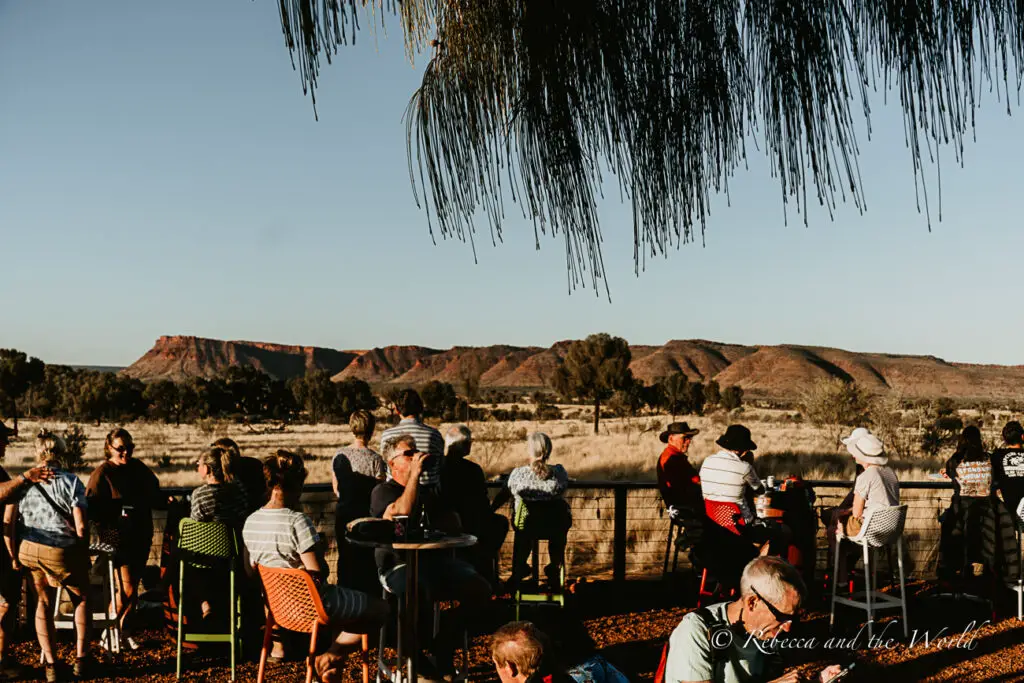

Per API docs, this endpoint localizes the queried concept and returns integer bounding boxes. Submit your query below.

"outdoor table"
[348,532,477,683]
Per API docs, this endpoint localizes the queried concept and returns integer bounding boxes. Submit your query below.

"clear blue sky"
[3,1,1024,367]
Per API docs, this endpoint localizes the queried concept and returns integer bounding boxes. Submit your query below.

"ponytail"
[526,432,553,480]
[263,449,307,494]
[212,437,241,483]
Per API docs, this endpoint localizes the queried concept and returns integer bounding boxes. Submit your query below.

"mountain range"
[119,335,1024,402]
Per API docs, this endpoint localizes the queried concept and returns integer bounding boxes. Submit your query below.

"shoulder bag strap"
[31,482,77,527]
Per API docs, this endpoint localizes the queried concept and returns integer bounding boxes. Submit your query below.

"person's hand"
[409,452,427,479]
[10,558,20,571]
[22,466,53,484]
[819,665,844,682]
[940,471,950,479]
[768,671,802,683]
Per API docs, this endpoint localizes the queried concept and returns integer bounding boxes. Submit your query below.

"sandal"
[74,656,92,679]
[44,663,58,683]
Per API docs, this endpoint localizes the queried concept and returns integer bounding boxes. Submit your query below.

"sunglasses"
[751,586,799,624]
[112,444,134,455]
[393,449,416,459]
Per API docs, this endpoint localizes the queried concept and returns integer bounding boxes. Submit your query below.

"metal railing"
[152,479,956,584]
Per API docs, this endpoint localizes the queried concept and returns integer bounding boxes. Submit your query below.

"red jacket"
[657,445,703,512]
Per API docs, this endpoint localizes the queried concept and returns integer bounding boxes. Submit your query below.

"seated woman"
[190,445,251,620]
[3,431,92,682]
[832,428,900,585]
[213,437,266,515]
[938,426,996,582]
[243,450,387,683]
[191,446,249,526]
[507,432,572,588]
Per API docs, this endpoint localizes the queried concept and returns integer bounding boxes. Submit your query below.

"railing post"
[613,485,627,583]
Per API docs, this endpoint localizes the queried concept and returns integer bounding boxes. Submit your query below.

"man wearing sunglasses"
[662,557,842,683]
[370,434,492,680]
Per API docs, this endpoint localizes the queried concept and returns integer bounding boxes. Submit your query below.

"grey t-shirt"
[242,507,319,569]
[854,465,900,512]
[664,602,777,683]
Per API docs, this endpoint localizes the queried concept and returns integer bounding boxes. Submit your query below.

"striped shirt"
[17,469,87,548]
[242,507,320,569]
[380,418,445,487]
[699,450,763,523]
[191,482,250,526]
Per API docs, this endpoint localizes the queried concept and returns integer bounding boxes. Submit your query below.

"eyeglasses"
[112,444,134,455]
[751,587,799,624]
[394,449,416,459]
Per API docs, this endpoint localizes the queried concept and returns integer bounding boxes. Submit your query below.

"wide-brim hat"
[842,428,887,465]
[716,424,757,452]
[659,422,700,444]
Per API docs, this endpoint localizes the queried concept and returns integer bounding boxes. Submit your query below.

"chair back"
[856,504,908,547]
[704,500,744,535]
[177,518,238,565]
[256,565,329,633]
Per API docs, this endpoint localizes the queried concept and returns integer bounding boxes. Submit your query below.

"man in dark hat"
[700,425,765,524]
[656,422,703,519]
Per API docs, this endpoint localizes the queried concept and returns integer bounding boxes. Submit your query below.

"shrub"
[62,424,88,471]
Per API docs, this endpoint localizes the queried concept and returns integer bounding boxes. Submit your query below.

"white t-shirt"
[664,602,776,683]
[853,466,900,513]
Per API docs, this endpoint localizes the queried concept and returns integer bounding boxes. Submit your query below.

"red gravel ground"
[5,581,1024,682]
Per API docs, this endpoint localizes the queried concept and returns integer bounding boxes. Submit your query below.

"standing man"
[656,422,704,521]
[380,389,445,490]
[992,420,1024,523]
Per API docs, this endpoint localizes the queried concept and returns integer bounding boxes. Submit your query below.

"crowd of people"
[0,389,575,682]
[3,400,1024,682]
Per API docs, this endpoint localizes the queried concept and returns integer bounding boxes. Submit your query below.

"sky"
[3,1,1024,368]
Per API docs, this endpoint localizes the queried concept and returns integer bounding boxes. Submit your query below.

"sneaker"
[126,637,140,651]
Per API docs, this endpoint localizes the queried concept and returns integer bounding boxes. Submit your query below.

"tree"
[687,382,707,417]
[553,333,633,434]
[703,381,721,410]
[801,378,872,447]
[0,349,45,426]
[721,385,744,412]
[660,373,690,420]
[276,2,1020,292]
[421,381,459,420]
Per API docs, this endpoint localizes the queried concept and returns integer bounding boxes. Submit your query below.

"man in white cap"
[828,428,900,586]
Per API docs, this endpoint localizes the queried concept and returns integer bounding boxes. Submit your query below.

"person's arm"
[3,503,18,569]
[552,466,569,496]
[73,505,87,539]
[72,479,88,539]
[331,469,340,497]
[242,545,256,577]
[743,461,764,493]
[0,466,52,503]
[299,550,324,581]
[851,492,866,519]
[383,454,425,519]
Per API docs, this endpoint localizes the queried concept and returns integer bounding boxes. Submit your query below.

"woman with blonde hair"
[86,427,162,647]
[191,445,249,526]
[3,431,91,681]
[507,433,572,588]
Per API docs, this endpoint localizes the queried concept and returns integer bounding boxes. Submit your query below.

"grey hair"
[739,557,807,606]
[445,424,472,458]
[381,433,417,461]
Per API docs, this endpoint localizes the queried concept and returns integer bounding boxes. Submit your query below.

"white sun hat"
[841,427,887,465]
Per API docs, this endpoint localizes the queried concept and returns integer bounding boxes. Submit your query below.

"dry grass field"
[0,407,975,486]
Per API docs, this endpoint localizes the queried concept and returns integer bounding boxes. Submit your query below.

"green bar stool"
[511,502,567,619]
[175,519,241,681]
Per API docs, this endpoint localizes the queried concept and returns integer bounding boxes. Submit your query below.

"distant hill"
[120,335,1024,402]
[71,365,124,374]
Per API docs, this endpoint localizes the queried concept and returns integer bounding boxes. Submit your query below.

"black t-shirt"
[370,480,412,573]
[441,458,491,534]
[233,456,267,513]
[992,447,1024,514]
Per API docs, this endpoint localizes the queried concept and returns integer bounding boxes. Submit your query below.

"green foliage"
[721,385,744,411]
[532,393,563,421]
[800,378,872,446]
[420,381,459,420]
[703,380,721,409]
[61,424,88,471]
[659,373,689,419]
[553,333,633,433]
[921,414,964,457]
[0,349,45,420]
[290,370,375,423]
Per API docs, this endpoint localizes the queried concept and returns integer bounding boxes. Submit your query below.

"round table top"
[347,533,478,551]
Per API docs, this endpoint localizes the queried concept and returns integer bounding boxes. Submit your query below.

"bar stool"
[829,505,909,639]
[513,537,566,619]
[53,542,124,653]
